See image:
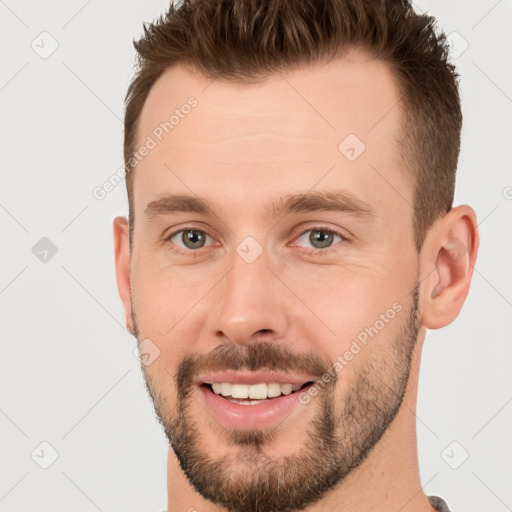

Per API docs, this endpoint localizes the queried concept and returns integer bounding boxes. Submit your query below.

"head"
[123,0,463,254]
[113,1,478,511]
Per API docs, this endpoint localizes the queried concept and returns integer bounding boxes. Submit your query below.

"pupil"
[310,230,333,248]
[183,230,205,249]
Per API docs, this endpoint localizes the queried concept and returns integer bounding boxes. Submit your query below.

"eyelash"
[164,225,345,257]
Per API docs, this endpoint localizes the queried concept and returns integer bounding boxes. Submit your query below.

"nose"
[208,245,290,346]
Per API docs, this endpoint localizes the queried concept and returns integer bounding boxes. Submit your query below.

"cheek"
[282,258,413,358]
[290,258,404,316]
[130,265,208,381]
[131,256,212,326]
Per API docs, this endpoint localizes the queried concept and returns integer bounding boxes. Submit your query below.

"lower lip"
[198,384,310,430]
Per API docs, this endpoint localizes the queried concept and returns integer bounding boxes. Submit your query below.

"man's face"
[128,51,421,511]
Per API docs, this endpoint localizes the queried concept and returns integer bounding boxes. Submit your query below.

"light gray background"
[1,1,511,511]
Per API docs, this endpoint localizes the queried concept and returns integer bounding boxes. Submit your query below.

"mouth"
[196,374,316,430]
[200,381,314,405]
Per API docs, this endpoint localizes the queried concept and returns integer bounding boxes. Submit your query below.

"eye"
[167,229,213,250]
[295,227,344,251]
[164,226,345,255]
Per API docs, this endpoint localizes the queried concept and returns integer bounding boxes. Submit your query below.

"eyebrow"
[144,190,375,221]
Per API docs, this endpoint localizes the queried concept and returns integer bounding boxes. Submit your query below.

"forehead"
[133,50,412,221]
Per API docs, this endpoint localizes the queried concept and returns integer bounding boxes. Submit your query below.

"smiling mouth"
[200,381,314,405]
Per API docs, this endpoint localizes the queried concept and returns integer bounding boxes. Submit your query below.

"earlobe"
[113,216,135,335]
[421,205,479,330]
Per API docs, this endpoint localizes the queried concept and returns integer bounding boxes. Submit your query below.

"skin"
[113,49,479,511]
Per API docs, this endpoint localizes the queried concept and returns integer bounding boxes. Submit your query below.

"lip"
[198,382,313,430]
[196,370,316,386]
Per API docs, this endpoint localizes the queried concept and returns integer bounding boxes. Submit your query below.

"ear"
[420,205,479,329]
[113,216,135,335]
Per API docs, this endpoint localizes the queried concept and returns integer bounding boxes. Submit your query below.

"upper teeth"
[211,382,302,399]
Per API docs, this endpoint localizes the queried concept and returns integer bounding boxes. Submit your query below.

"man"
[113,1,479,510]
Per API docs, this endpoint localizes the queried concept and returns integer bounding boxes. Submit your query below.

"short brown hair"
[124,0,462,252]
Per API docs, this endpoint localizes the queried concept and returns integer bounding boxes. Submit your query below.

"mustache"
[174,342,334,399]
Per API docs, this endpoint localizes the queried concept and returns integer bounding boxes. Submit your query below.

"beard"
[132,284,420,512]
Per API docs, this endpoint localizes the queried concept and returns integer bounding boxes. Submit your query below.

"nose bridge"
[211,241,289,344]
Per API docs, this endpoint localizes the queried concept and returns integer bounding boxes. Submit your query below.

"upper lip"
[195,370,316,386]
